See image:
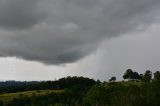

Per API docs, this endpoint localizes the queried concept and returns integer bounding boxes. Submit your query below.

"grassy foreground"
[0,90,64,102]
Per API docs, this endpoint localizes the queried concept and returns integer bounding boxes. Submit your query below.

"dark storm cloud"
[0,0,46,30]
[0,0,160,64]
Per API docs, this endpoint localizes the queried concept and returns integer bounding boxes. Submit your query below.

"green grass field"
[0,90,64,102]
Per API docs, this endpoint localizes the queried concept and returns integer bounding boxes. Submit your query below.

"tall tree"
[143,70,152,82]
[123,69,134,80]
[139,74,143,80]
[154,71,160,81]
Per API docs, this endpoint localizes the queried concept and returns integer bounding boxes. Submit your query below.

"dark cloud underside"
[0,0,160,64]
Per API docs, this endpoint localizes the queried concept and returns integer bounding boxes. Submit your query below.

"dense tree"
[154,71,160,80]
[84,85,107,106]
[109,76,116,82]
[123,70,141,81]
[139,74,144,80]
[132,72,140,80]
[123,69,134,80]
[143,70,152,82]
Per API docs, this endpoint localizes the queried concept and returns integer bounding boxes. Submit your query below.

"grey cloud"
[0,0,160,64]
[0,0,46,30]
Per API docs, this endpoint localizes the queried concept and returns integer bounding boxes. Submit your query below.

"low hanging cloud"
[0,0,160,64]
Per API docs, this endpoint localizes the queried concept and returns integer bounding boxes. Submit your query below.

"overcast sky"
[0,0,160,81]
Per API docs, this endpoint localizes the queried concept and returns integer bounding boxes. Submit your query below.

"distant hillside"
[0,81,40,87]
[0,76,96,93]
